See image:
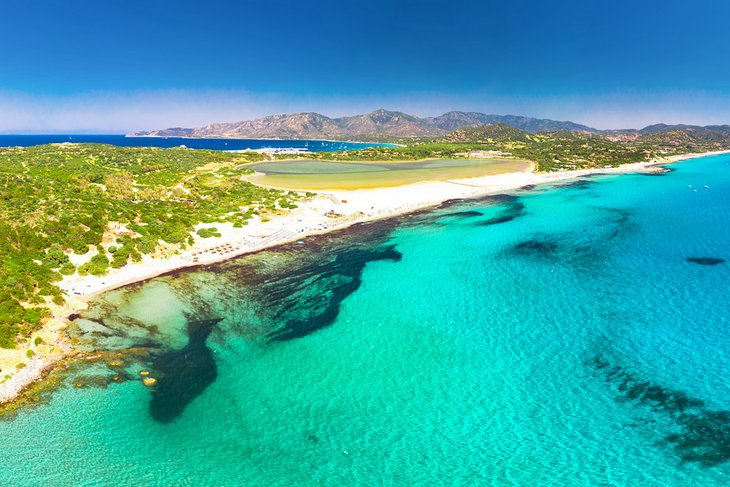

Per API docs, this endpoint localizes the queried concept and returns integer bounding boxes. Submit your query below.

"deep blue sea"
[0,134,391,151]
[1,155,729,485]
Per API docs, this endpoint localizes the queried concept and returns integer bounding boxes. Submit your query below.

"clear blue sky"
[1,0,729,131]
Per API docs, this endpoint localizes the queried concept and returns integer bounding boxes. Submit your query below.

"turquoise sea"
[1,155,729,485]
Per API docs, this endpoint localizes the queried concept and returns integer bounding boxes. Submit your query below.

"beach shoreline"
[2,148,729,406]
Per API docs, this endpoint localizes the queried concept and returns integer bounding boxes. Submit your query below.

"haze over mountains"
[131,109,730,142]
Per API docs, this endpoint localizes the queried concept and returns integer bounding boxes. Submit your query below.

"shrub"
[79,252,110,276]
[0,323,20,349]
[196,227,221,238]
[136,237,157,254]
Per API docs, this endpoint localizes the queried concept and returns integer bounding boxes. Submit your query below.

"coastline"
[127,133,402,147]
[1,148,729,406]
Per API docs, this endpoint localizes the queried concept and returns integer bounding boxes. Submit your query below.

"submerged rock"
[266,246,402,341]
[474,198,526,227]
[687,257,725,266]
[588,355,730,467]
[512,238,559,256]
[442,210,483,218]
[557,179,593,190]
[148,318,221,423]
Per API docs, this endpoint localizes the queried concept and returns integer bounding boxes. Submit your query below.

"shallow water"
[1,155,729,486]
[245,158,531,189]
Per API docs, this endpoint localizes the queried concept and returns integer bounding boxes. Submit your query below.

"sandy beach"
[2,149,729,405]
[56,149,730,302]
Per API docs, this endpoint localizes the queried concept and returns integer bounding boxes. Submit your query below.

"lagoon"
[245,158,532,190]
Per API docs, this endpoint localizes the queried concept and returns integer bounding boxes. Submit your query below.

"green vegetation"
[0,144,297,347]
[196,227,221,238]
[290,123,730,172]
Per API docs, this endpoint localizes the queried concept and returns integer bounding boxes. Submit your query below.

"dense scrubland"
[298,123,730,171]
[0,144,296,347]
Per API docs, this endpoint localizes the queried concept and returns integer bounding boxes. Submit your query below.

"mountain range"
[131,109,730,142]
[130,109,598,140]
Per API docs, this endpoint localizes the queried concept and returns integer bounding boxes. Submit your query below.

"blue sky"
[1,0,729,131]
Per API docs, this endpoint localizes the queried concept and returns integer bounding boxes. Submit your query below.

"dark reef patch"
[69,313,165,352]
[601,206,632,226]
[468,193,519,206]
[442,210,484,219]
[505,206,634,268]
[598,206,635,240]
[265,245,403,341]
[473,195,526,227]
[432,198,466,211]
[510,238,560,257]
[487,193,521,204]
[478,202,525,226]
[148,318,221,423]
[588,355,730,467]
[556,179,594,190]
[687,257,726,266]
[201,216,406,343]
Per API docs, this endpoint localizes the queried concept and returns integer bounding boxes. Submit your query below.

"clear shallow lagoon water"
[0,134,391,152]
[1,155,730,485]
